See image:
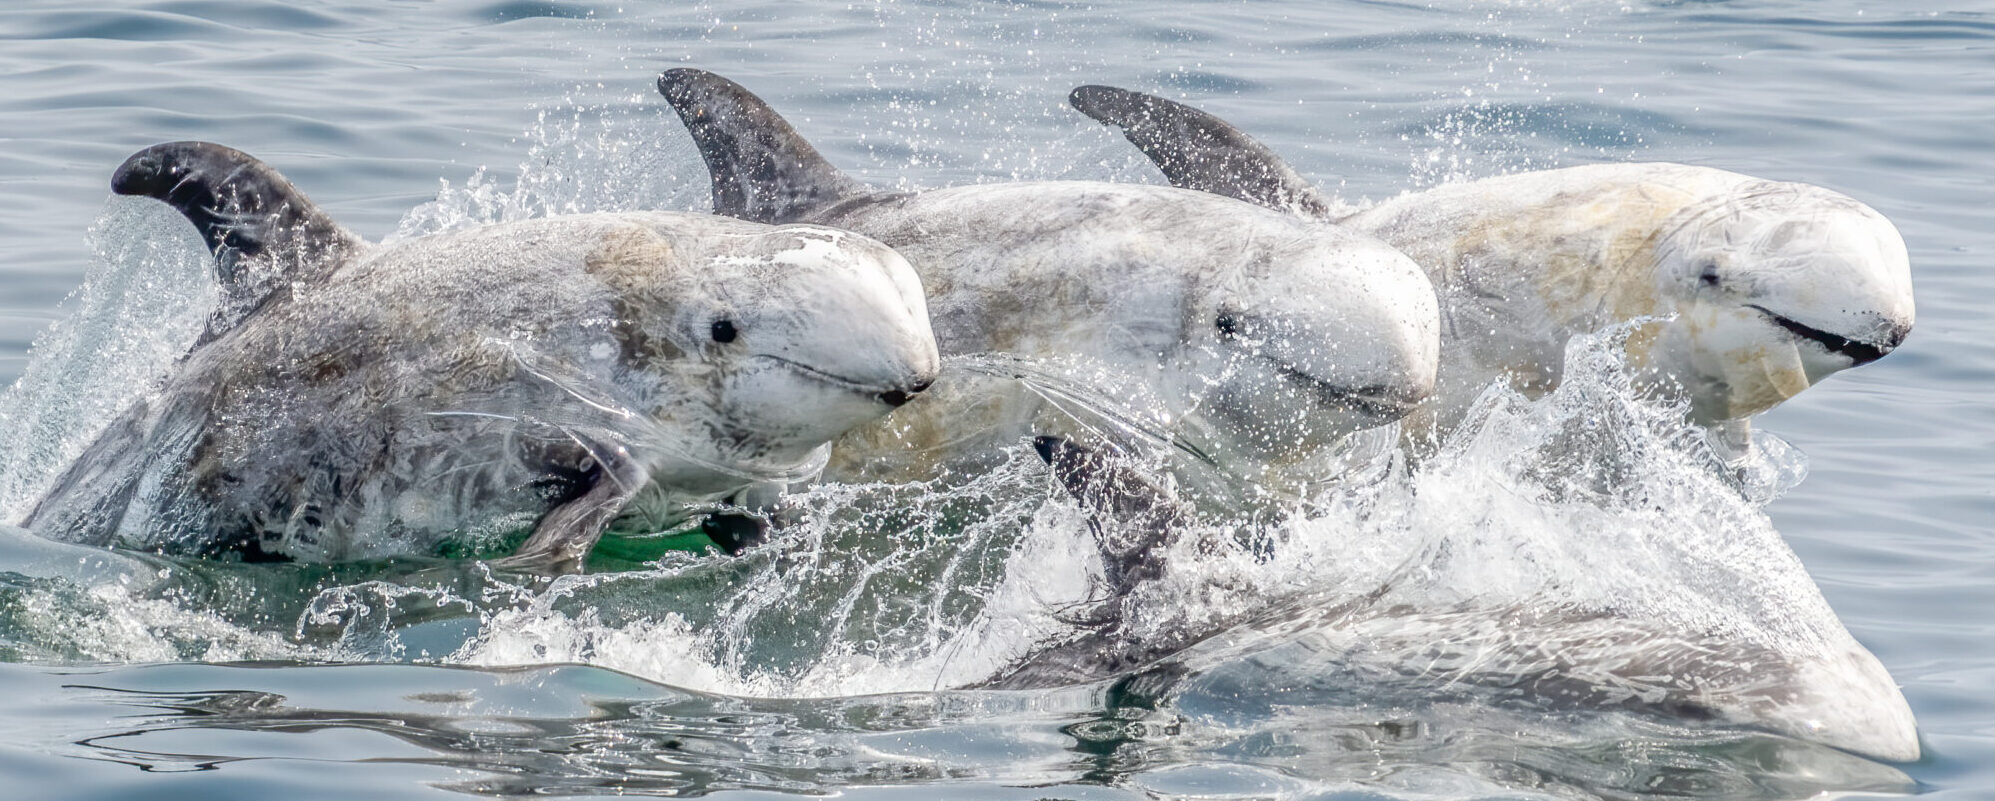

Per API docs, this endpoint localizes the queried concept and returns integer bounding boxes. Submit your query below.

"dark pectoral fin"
[494,447,650,573]
[981,439,1206,691]
[1032,436,1191,593]
[701,512,769,555]
[20,409,151,544]
[700,479,796,555]
[113,142,363,295]
[1068,85,1333,218]
[655,68,870,224]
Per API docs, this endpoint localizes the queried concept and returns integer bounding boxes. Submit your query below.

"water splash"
[0,155,1898,766]
[0,201,214,521]
[426,325,1905,762]
[0,43,1912,796]
[393,99,708,239]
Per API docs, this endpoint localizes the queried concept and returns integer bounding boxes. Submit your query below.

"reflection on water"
[33,662,1912,800]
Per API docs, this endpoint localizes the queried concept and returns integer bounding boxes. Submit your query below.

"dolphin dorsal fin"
[656,68,871,224]
[113,142,363,312]
[1068,85,1333,219]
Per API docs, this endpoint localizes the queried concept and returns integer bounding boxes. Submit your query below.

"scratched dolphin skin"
[658,68,1440,493]
[23,142,939,569]
[1068,85,1914,451]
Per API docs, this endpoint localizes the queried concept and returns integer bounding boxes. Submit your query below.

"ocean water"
[0,1,1991,799]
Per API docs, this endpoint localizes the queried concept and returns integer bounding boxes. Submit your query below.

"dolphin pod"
[1066,85,1914,451]
[10,74,1920,764]
[22,142,939,569]
[654,68,1440,495]
[645,70,1918,761]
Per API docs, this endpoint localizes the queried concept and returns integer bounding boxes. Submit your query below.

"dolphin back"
[656,68,872,224]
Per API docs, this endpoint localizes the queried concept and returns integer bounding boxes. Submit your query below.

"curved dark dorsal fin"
[656,68,870,224]
[1068,85,1334,219]
[113,142,362,294]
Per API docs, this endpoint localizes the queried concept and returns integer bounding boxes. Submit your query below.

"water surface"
[1,2,1991,799]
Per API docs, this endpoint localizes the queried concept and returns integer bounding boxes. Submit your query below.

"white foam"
[0,84,1909,760]
[427,324,1908,761]
[0,200,214,520]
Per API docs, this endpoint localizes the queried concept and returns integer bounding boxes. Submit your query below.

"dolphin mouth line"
[1746,305,1889,365]
[758,355,908,395]
[1270,361,1415,419]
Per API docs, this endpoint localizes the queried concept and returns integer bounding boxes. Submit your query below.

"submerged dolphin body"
[1015,435,1920,763]
[1066,86,1915,450]
[654,69,1440,495]
[22,142,939,569]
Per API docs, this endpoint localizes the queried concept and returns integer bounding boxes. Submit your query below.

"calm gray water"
[0,1,1991,799]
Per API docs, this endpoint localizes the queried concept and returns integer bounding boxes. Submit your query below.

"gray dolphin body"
[654,70,1440,492]
[22,142,939,568]
[1014,437,1919,763]
[1067,86,1915,449]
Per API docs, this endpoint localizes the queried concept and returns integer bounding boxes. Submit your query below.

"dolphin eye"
[710,319,738,343]
[1697,260,1722,287]
[1215,313,1241,338]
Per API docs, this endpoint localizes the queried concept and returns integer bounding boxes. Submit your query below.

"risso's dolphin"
[655,69,1440,497]
[1067,86,1915,452]
[21,142,938,569]
[1012,435,1920,763]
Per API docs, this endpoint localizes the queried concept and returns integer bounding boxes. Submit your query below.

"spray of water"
[0,49,1911,789]
[0,201,214,521]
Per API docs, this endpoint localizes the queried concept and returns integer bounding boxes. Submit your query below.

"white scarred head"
[1172,230,1440,468]
[612,222,940,467]
[1647,182,1914,422]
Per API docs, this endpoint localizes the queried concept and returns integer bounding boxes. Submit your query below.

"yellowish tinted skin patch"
[1345,165,1767,434]
[1424,178,1705,332]
[1354,161,1914,445]
[1672,303,1815,421]
[1721,343,1812,418]
[583,221,680,287]
[586,223,692,371]
[1618,321,1668,374]
[823,375,1054,482]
